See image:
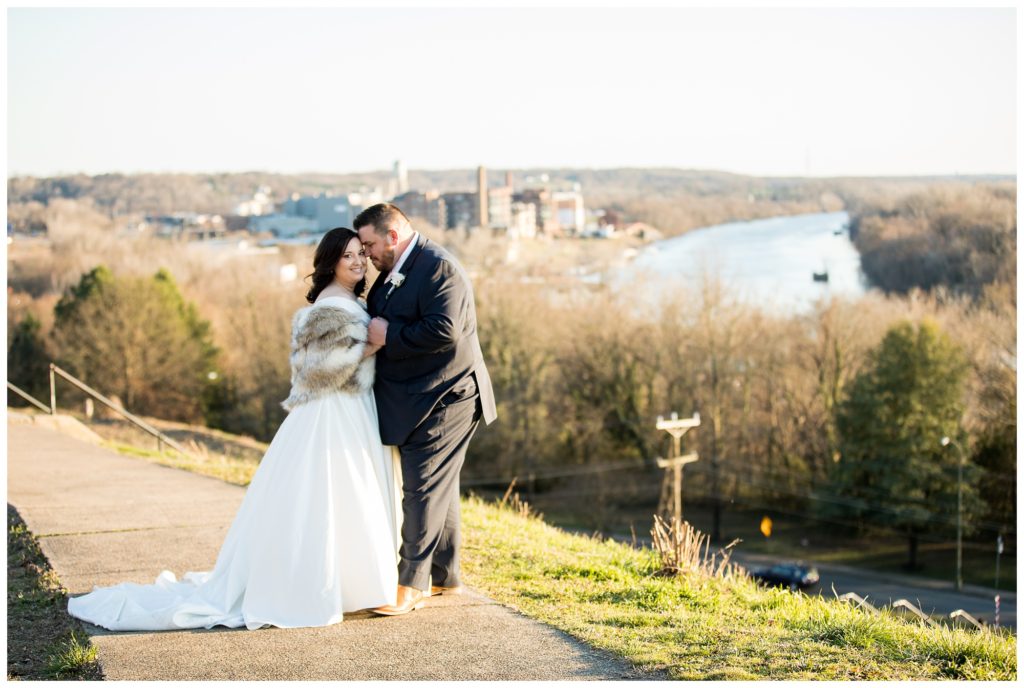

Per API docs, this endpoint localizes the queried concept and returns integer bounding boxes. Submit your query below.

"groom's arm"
[383,261,469,360]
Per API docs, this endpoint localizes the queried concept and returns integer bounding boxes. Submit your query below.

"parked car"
[750,562,820,591]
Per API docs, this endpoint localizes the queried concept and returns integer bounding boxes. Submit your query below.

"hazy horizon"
[8,7,1017,178]
[5,165,1018,182]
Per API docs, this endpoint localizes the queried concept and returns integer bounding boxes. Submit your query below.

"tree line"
[12,169,1009,240]
[467,269,1013,565]
[7,179,1016,565]
[844,182,1016,298]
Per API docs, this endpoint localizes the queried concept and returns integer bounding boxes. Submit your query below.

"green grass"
[45,631,98,679]
[545,502,1016,592]
[80,432,1018,680]
[101,440,258,486]
[7,505,103,681]
[461,496,1017,681]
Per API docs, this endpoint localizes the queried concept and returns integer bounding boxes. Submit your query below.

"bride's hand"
[362,341,383,358]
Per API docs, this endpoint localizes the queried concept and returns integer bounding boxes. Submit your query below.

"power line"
[466,455,1012,533]
[682,460,1011,533]
[516,484,1006,548]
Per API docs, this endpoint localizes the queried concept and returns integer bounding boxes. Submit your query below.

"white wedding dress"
[67,297,400,631]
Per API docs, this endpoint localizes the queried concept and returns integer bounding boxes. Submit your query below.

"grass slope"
[92,433,1017,680]
[460,497,1017,681]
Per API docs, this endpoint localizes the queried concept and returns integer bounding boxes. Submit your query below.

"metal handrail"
[949,609,986,630]
[836,590,880,614]
[48,363,192,458]
[892,599,940,627]
[7,382,52,413]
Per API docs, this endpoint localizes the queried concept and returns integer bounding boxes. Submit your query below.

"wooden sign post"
[655,412,700,521]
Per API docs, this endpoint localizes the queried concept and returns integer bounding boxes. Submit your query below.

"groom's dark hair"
[353,203,411,236]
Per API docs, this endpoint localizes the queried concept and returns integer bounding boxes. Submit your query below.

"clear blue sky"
[6,6,1017,177]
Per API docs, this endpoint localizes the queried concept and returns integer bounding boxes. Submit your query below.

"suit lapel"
[367,273,388,316]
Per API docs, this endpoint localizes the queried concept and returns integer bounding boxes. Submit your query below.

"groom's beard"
[375,247,397,274]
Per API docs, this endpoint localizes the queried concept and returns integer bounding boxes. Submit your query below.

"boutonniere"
[385,272,406,300]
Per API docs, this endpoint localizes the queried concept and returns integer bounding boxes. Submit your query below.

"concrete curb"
[8,409,104,445]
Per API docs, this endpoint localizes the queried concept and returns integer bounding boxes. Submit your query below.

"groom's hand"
[368,317,389,347]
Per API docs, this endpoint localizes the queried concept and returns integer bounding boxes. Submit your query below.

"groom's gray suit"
[366,233,496,591]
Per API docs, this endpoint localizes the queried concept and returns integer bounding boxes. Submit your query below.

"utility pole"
[941,436,965,591]
[655,412,700,522]
[994,533,1003,591]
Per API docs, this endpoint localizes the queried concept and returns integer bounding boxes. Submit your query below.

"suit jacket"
[366,235,497,446]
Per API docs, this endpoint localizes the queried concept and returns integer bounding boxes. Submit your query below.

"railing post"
[49,364,56,415]
[46,363,193,459]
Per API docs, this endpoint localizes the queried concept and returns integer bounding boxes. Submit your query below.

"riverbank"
[620,210,867,313]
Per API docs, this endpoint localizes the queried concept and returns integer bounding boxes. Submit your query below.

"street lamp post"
[941,436,964,591]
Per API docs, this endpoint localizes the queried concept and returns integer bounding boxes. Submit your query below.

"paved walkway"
[7,417,657,680]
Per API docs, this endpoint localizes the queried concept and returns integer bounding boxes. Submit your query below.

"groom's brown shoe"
[371,585,427,616]
[430,585,464,596]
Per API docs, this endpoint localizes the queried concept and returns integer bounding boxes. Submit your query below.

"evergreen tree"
[54,265,114,321]
[52,266,219,422]
[7,314,51,406]
[830,319,982,569]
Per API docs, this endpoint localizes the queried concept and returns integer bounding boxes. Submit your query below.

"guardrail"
[836,590,880,614]
[949,609,985,630]
[892,599,940,627]
[7,382,51,413]
[45,363,192,458]
[834,586,996,632]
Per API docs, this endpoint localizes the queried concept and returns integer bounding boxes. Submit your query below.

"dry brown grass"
[649,514,742,579]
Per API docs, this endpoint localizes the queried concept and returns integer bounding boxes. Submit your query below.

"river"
[623,211,870,314]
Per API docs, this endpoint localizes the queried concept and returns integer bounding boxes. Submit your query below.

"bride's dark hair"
[305,227,366,304]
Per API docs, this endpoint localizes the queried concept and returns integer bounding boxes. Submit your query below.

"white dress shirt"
[387,231,419,283]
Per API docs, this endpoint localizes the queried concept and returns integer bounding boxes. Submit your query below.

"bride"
[67,227,401,631]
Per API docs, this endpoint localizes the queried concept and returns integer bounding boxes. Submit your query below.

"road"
[731,551,1015,629]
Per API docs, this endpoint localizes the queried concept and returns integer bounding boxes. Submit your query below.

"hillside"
[71,419,1018,680]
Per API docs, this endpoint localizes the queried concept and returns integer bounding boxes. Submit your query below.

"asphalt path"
[7,414,659,681]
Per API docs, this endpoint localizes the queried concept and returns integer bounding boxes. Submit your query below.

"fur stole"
[281,301,375,411]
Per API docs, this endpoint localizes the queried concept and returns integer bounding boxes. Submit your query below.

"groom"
[356,203,497,616]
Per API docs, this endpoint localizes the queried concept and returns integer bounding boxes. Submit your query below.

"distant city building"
[143,213,226,241]
[477,166,488,233]
[223,215,252,232]
[487,185,513,230]
[235,186,274,216]
[552,185,586,235]
[345,188,386,222]
[390,159,409,198]
[249,213,319,237]
[441,192,478,231]
[508,201,537,239]
[281,192,351,229]
[386,165,590,238]
[257,188,386,237]
[392,190,446,230]
[514,188,557,235]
